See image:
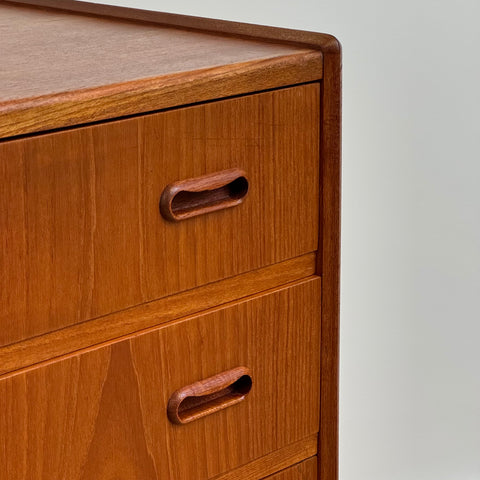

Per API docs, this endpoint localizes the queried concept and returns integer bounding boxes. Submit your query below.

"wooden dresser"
[0,2,341,479]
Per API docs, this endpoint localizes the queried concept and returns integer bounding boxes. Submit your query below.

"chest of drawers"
[0,2,341,479]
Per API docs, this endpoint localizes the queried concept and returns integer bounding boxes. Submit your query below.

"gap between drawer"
[211,435,318,480]
[0,252,319,378]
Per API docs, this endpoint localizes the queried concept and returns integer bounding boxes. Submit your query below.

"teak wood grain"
[160,168,249,221]
[0,256,316,378]
[265,457,317,479]
[0,84,319,347]
[1,3,341,479]
[0,255,316,378]
[0,2,322,138]
[212,436,318,480]
[167,366,252,425]
[0,278,321,480]
[317,26,342,480]
[0,3,315,104]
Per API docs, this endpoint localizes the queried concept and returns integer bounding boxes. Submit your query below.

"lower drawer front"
[0,278,320,480]
[265,457,317,479]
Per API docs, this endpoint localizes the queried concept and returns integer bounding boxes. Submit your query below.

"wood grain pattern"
[213,441,317,480]
[0,52,322,140]
[0,3,323,138]
[0,278,321,480]
[264,457,317,479]
[5,0,338,51]
[167,366,252,425]
[160,168,248,221]
[0,84,319,347]
[317,36,342,480]
[0,3,313,103]
[2,4,342,479]
[0,256,317,378]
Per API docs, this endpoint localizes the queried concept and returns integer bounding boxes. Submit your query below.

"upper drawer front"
[0,278,321,480]
[0,84,319,346]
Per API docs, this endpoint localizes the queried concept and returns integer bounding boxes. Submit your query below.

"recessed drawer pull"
[167,366,252,425]
[160,168,248,221]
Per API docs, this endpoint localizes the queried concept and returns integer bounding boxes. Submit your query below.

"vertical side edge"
[317,38,342,480]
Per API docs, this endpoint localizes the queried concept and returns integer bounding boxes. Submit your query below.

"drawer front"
[264,457,317,479]
[0,278,321,480]
[0,84,320,346]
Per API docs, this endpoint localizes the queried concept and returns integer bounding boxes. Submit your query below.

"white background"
[87,1,480,478]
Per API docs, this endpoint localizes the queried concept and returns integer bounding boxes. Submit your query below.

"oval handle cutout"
[167,366,252,425]
[160,168,248,221]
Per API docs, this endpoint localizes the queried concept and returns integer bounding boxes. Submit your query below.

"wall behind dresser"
[85,1,480,479]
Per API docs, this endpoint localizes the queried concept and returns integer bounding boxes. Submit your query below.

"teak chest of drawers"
[0,2,341,479]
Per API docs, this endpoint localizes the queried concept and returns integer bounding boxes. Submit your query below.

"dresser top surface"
[0,3,312,104]
[0,1,327,139]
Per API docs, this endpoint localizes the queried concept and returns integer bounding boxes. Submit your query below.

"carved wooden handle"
[159,168,248,221]
[167,366,252,425]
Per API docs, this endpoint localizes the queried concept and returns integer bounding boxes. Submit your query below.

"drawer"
[0,83,320,346]
[265,457,317,479]
[0,277,321,479]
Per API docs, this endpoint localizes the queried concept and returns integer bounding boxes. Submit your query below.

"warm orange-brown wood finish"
[213,436,318,480]
[0,85,319,347]
[160,168,249,222]
[0,2,341,480]
[167,366,253,425]
[0,4,316,104]
[0,255,316,377]
[0,3,322,138]
[0,280,321,480]
[265,457,318,479]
